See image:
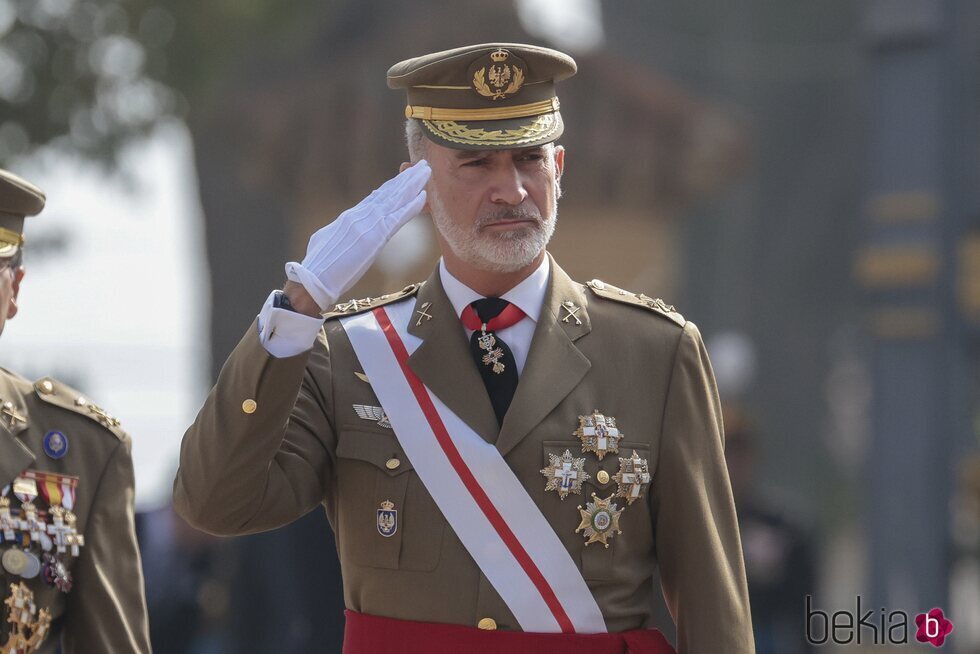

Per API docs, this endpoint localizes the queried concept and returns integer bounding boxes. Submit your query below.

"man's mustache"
[476,205,543,227]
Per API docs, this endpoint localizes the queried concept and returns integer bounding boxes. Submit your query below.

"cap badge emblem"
[472,48,526,101]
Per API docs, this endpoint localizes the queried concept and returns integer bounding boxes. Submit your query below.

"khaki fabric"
[174,255,754,652]
[0,369,151,654]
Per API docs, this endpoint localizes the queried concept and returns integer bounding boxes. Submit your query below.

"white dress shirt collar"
[439,255,550,323]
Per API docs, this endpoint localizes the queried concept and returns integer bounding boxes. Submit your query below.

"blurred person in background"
[724,405,816,654]
[174,43,753,653]
[0,169,151,653]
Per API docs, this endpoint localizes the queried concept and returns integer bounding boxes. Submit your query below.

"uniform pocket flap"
[336,430,414,476]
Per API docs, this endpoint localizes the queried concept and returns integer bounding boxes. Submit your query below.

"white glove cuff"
[285,261,336,310]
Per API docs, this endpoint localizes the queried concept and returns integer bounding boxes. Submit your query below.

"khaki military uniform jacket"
[0,369,151,653]
[173,256,754,653]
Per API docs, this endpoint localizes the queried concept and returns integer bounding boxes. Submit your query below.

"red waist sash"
[342,610,677,654]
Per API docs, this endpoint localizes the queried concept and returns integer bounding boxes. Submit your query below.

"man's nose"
[489,163,528,205]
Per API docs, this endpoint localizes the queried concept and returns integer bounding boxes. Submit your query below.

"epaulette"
[33,377,126,440]
[585,279,686,327]
[322,282,424,320]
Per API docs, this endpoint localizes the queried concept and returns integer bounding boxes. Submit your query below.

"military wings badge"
[353,404,392,429]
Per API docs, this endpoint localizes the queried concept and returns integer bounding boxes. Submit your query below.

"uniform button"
[38,380,54,395]
[242,399,258,414]
[74,396,87,407]
[597,470,610,485]
[385,458,401,470]
[477,617,497,630]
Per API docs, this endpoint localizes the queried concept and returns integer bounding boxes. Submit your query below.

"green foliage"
[0,0,343,164]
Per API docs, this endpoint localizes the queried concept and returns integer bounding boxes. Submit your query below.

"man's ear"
[7,267,24,320]
[553,146,566,200]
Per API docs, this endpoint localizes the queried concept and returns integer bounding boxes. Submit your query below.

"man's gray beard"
[427,192,558,274]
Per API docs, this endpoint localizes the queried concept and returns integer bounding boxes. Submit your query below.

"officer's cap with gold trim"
[388,43,577,151]
[0,168,45,259]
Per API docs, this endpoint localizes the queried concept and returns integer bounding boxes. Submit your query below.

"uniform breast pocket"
[335,430,445,572]
[542,440,654,581]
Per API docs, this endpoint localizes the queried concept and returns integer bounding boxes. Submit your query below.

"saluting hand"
[284,161,431,315]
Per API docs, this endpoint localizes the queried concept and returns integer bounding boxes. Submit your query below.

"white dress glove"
[285,161,431,310]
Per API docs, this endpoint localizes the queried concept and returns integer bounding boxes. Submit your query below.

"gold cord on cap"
[405,97,559,122]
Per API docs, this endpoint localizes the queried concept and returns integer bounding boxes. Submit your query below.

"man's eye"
[520,153,544,161]
[463,159,487,167]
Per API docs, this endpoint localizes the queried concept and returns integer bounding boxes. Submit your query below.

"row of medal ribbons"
[0,471,82,593]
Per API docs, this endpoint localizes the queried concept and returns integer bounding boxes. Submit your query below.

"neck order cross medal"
[477,323,506,374]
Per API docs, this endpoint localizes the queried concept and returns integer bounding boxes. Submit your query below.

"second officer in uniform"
[0,169,151,653]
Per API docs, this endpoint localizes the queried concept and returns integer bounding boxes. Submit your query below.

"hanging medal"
[31,470,79,513]
[613,450,652,505]
[12,476,43,544]
[0,488,17,542]
[42,552,72,592]
[3,477,43,579]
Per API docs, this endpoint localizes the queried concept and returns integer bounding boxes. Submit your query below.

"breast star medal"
[575,493,624,548]
[574,410,623,460]
[613,450,652,505]
[377,500,397,538]
[540,450,590,500]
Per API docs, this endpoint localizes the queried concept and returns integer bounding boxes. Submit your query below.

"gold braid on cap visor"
[0,227,23,247]
[421,113,562,147]
[405,97,559,121]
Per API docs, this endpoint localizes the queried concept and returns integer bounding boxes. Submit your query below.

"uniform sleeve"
[172,318,335,536]
[61,438,152,654]
[257,290,327,358]
[651,321,755,653]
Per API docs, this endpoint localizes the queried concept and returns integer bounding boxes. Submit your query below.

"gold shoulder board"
[321,282,424,321]
[33,377,126,440]
[585,279,685,327]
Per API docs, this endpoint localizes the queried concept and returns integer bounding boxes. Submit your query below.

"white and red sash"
[340,298,606,634]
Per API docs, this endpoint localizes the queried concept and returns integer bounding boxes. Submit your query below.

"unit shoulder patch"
[33,377,126,441]
[322,282,424,321]
[585,279,685,327]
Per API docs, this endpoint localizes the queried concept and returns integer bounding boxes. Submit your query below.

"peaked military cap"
[0,168,45,258]
[388,42,577,150]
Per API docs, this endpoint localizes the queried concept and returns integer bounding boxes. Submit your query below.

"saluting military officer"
[174,43,754,653]
[0,169,151,653]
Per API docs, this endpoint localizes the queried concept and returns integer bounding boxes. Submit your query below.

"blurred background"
[1,0,978,651]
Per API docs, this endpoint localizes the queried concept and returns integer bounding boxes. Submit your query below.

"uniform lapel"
[406,267,500,444]
[496,254,592,458]
[0,422,33,487]
[0,371,33,486]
